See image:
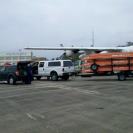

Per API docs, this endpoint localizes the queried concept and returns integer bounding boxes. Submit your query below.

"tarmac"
[0,76,133,133]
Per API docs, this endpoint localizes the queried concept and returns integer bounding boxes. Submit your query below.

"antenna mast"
[91,30,95,47]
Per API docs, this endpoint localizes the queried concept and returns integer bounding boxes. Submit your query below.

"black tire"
[51,72,58,81]
[117,73,126,81]
[47,76,50,80]
[62,75,69,80]
[90,63,99,71]
[25,81,31,84]
[24,77,31,84]
[36,76,41,80]
[8,76,16,85]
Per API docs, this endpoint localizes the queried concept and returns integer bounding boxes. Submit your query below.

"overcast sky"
[0,0,133,58]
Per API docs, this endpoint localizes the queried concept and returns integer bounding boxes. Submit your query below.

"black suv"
[0,61,32,85]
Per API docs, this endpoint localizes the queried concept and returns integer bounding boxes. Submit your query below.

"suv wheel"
[62,75,69,80]
[51,72,58,81]
[47,76,50,80]
[36,76,41,80]
[8,76,16,85]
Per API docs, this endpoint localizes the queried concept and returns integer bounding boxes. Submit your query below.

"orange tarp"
[81,69,92,73]
[95,60,112,66]
[98,66,112,72]
[84,52,133,60]
[82,52,133,73]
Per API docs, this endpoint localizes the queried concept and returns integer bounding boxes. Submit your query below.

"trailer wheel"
[117,73,126,81]
[90,63,99,71]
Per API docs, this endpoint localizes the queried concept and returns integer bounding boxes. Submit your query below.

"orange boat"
[81,52,133,80]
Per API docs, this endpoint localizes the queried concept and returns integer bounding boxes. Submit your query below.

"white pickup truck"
[32,60,75,81]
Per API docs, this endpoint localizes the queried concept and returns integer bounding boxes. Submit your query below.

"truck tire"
[62,75,69,80]
[47,76,50,80]
[8,76,16,85]
[36,76,41,80]
[90,63,99,71]
[117,73,126,81]
[51,72,58,81]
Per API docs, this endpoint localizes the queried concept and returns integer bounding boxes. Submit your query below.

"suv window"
[48,61,61,66]
[6,66,16,72]
[63,61,73,67]
[0,66,5,72]
[39,62,44,67]
[0,65,16,72]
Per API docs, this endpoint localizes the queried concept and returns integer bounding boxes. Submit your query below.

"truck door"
[38,62,45,76]
[0,66,8,81]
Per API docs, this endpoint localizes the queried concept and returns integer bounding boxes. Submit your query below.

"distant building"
[0,52,32,65]
[31,56,47,62]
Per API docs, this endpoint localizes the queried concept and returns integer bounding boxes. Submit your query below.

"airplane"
[25,45,133,57]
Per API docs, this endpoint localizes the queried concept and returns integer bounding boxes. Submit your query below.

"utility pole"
[19,49,22,61]
[91,30,95,47]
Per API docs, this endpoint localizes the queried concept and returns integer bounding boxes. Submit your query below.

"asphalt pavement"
[0,76,133,133]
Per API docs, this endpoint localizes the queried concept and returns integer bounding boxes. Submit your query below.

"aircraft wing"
[24,46,125,51]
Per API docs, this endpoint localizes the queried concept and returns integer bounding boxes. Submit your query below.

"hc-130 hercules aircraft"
[25,45,133,56]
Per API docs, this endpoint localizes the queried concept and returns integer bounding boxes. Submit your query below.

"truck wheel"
[47,76,50,80]
[8,76,16,85]
[51,72,58,81]
[36,76,41,80]
[90,63,99,71]
[62,75,69,80]
[117,73,126,81]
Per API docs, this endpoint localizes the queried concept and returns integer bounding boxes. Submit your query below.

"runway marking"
[0,84,100,99]
[40,85,100,95]
[51,85,100,95]
[35,114,45,119]
[0,87,35,94]
[0,90,49,99]
[26,113,37,120]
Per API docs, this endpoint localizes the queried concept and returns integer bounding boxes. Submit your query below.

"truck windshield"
[6,66,16,71]
[63,61,73,67]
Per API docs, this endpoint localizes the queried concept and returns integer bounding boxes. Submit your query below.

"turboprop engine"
[100,51,109,54]
[122,46,133,52]
[65,50,86,56]
[65,50,73,56]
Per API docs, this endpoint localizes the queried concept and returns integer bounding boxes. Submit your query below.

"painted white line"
[0,84,100,99]
[0,90,47,99]
[56,85,100,95]
[0,87,35,94]
[0,84,57,94]
[26,113,37,120]
[36,114,45,119]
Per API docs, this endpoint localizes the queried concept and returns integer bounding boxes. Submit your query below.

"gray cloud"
[0,0,133,58]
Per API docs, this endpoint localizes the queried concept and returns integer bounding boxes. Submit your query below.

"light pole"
[19,49,22,61]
